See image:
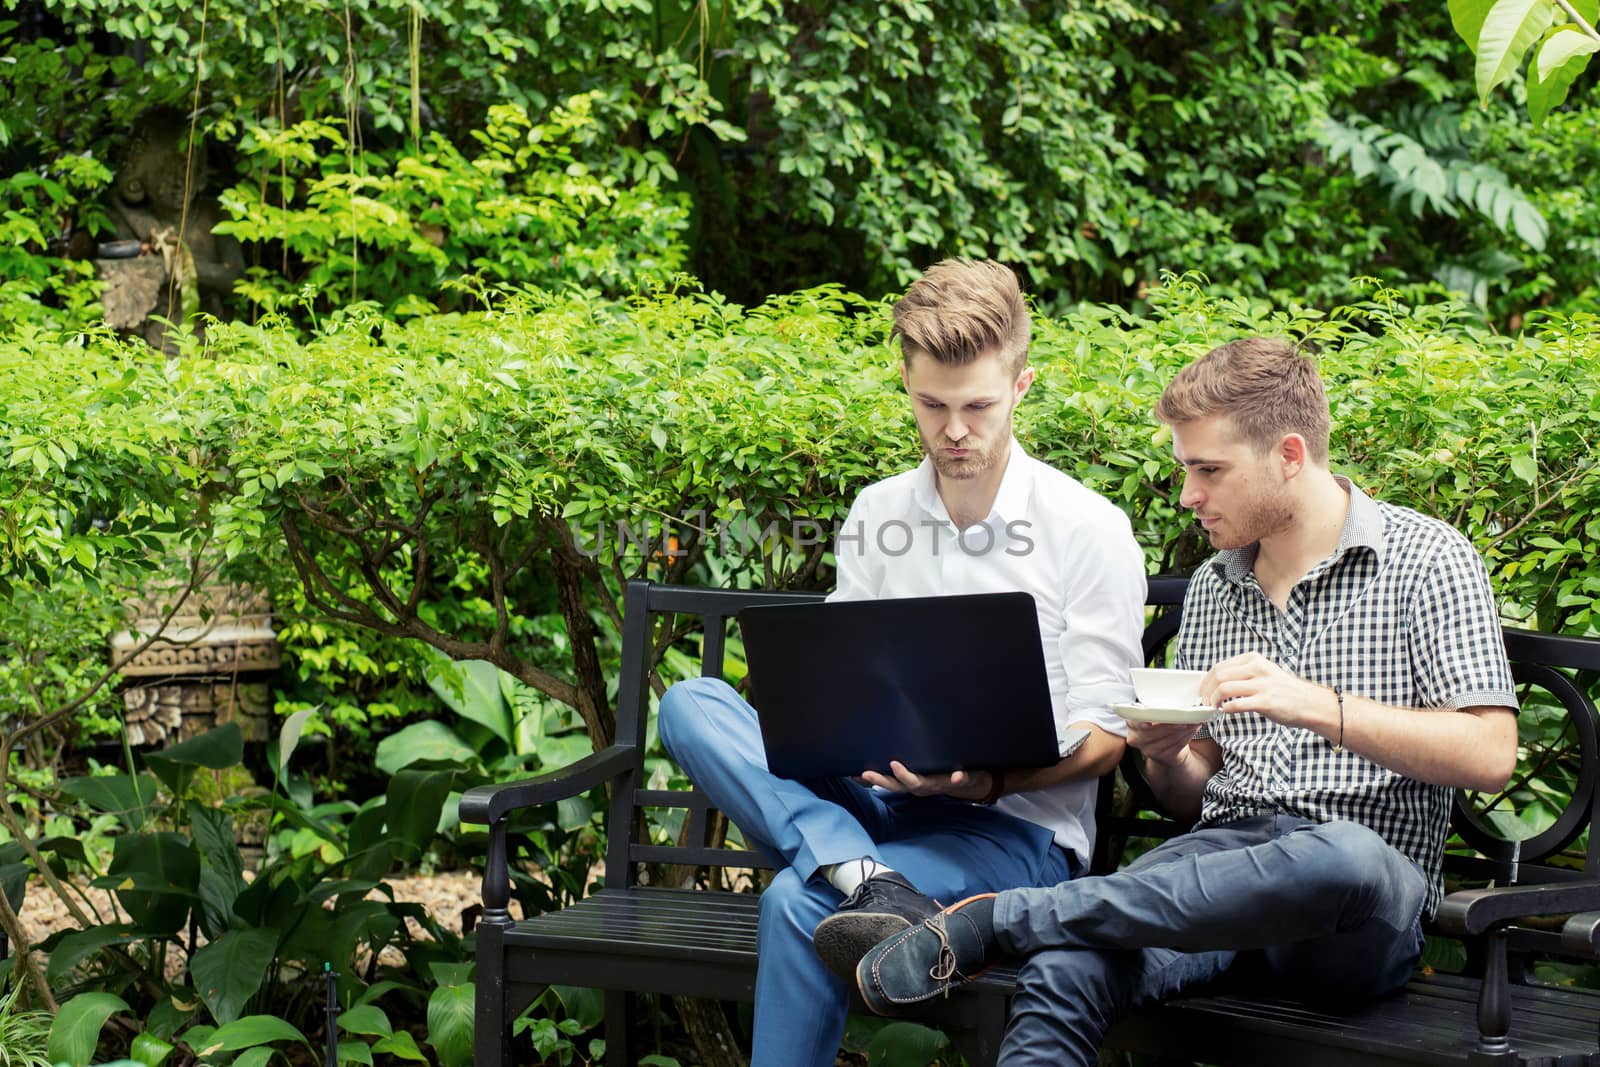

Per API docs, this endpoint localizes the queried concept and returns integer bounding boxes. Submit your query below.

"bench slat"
[500,890,1600,1065]
[1113,975,1600,1066]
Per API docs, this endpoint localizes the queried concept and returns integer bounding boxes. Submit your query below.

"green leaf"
[192,928,278,1025]
[46,923,140,979]
[338,1040,374,1066]
[48,992,131,1066]
[426,982,475,1067]
[130,1031,177,1067]
[1476,0,1556,105]
[551,986,605,1030]
[105,831,200,935]
[1527,27,1599,123]
[337,1005,393,1039]
[865,1020,950,1067]
[146,723,244,796]
[384,769,455,860]
[1509,199,1548,250]
[1450,0,1496,48]
[205,1014,311,1052]
[188,801,244,880]
[424,652,514,745]
[231,1049,278,1067]
[1537,26,1600,77]
[277,707,316,776]
[374,720,476,774]
[372,1031,428,1062]
[1510,453,1539,484]
[58,773,160,831]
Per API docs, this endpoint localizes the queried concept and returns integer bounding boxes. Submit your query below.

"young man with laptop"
[852,337,1519,1066]
[656,258,1146,1067]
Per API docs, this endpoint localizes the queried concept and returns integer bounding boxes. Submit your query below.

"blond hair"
[1155,337,1331,462]
[891,259,1030,377]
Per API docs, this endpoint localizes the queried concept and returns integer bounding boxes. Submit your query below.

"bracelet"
[1332,686,1346,752]
[979,769,1006,806]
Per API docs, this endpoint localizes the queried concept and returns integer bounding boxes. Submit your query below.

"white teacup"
[1130,668,1207,708]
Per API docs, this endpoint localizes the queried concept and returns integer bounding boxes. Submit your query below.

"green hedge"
[3,279,1598,751]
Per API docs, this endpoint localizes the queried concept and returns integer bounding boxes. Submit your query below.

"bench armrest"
[1434,881,1600,937]
[1560,910,1600,956]
[459,744,639,825]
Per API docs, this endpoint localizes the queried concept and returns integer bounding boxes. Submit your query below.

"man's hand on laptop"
[859,760,993,802]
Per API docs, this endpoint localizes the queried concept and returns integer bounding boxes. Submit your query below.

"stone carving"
[123,681,272,746]
[95,108,245,351]
[111,581,281,745]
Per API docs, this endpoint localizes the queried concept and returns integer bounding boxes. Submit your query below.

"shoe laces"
[924,912,962,991]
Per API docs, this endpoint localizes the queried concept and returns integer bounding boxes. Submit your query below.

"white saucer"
[1110,702,1219,725]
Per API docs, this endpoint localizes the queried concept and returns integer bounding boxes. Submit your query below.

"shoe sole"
[854,893,998,1016]
[813,911,915,981]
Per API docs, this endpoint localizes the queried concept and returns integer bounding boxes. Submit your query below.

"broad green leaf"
[1511,453,1539,484]
[146,723,244,796]
[1528,28,1599,123]
[46,923,140,979]
[427,961,474,988]
[338,1040,374,1066]
[0,860,28,912]
[205,1014,311,1052]
[374,720,476,774]
[130,1031,176,1067]
[425,651,514,745]
[192,928,278,1025]
[48,992,130,1066]
[188,801,244,881]
[337,1005,393,1039]
[865,1020,950,1067]
[105,832,200,935]
[1476,0,1556,105]
[58,773,160,831]
[372,1031,428,1062]
[384,769,455,860]
[231,1049,278,1067]
[1450,0,1496,48]
[551,985,605,1030]
[426,982,475,1067]
[1537,26,1600,77]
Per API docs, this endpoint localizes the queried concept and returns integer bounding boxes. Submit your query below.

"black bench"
[461,578,1600,1067]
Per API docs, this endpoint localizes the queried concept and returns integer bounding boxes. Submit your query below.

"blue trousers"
[658,677,1075,1067]
[992,815,1429,1066]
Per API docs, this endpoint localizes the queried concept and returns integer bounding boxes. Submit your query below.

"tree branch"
[1554,0,1600,41]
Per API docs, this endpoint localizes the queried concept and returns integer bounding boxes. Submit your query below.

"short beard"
[1205,493,1296,550]
[929,446,998,481]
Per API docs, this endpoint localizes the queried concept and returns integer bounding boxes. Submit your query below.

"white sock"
[826,856,896,896]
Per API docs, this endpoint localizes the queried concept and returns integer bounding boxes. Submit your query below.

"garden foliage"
[2,279,1599,1059]
[3,0,1600,328]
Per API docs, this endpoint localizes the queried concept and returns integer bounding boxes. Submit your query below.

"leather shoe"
[812,871,940,980]
[855,893,997,1015]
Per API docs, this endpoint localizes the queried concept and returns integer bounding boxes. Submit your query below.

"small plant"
[0,979,52,1067]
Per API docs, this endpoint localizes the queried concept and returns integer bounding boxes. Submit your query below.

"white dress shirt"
[827,439,1145,865]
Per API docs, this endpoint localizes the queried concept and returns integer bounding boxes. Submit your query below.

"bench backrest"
[608,578,1600,894]
[606,582,822,887]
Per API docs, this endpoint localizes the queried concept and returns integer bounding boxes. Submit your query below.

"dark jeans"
[991,815,1429,1066]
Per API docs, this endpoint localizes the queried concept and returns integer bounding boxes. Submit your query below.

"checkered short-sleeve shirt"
[1176,479,1517,917]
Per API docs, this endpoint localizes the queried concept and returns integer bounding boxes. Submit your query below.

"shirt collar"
[1211,475,1385,585]
[911,438,1033,526]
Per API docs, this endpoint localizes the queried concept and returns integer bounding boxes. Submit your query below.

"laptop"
[737,591,1079,780]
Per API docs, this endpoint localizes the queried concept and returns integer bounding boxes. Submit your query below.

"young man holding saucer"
[854,337,1519,1066]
